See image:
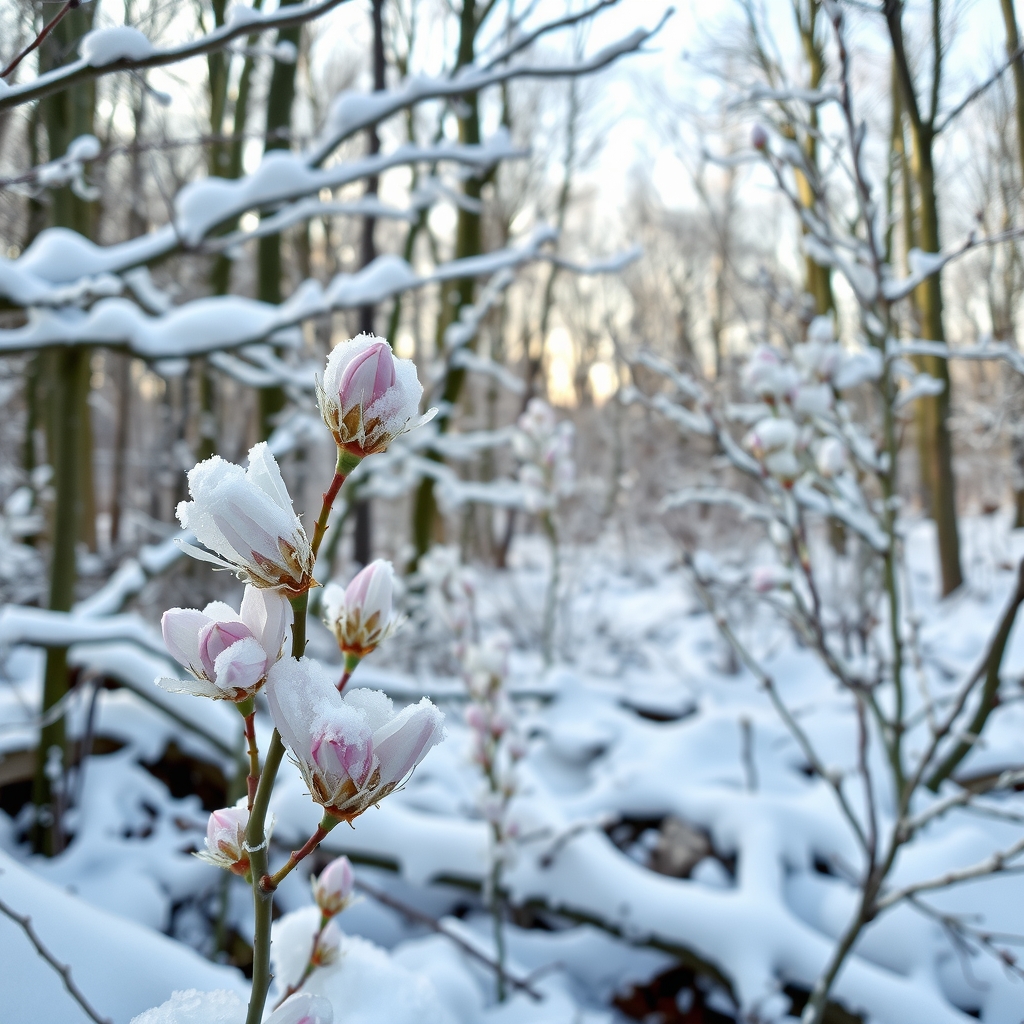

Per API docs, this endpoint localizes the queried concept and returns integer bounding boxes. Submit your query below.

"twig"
[1,0,79,80]
[0,0,351,108]
[935,43,1024,134]
[876,836,1024,911]
[905,894,1024,980]
[685,554,871,854]
[354,877,543,1000]
[0,891,113,1024]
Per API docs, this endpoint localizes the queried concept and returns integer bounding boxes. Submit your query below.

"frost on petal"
[322,582,346,625]
[212,635,269,693]
[372,697,445,787]
[246,442,294,515]
[343,687,394,732]
[177,457,249,563]
[161,607,211,673]
[266,657,340,763]
[155,675,224,699]
[129,989,246,1024]
[177,447,312,594]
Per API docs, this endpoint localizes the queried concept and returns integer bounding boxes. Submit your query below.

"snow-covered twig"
[875,836,1024,911]
[0,0,351,109]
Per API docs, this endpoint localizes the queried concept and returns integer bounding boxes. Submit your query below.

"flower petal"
[155,675,224,699]
[161,607,210,672]
[240,584,292,660]
[371,697,445,787]
[246,441,294,515]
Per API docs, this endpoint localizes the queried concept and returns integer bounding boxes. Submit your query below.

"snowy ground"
[2,517,1024,1024]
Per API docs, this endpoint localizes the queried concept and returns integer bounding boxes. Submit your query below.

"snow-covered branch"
[0,0,351,110]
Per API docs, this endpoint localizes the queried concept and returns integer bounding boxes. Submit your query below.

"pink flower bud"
[751,123,768,150]
[339,341,396,414]
[311,723,374,789]
[465,704,488,733]
[197,619,257,677]
[317,334,427,457]
[176,443,313,597]
[196,798,251,875]
[312,855,355,917]
[266,658,444,822]
[323,560,401,660]
[159,586,289,702]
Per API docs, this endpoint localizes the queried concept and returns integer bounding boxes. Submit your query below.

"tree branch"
[0,892,112,1024]
[0,0,352,111]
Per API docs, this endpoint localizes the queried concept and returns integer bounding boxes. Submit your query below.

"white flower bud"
[159,586,291,701]
[323,559,402,660]
[312,855,355,917]
[176,444,313,597]
[266,659,445,822]
[316,334,428,457]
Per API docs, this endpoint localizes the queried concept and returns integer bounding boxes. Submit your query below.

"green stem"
[244,590,307,1024]
[338,652,361,692]
[489,821,507,1002]
[262,814,339,891]
[311,451,362,561]
[242,708,259,811]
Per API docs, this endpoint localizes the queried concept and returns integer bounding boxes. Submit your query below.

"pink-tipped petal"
[198,619,256,678]
[311,724,374,787]
[372,698,445,787]
[240,585,292,659]
[338,341,395,412]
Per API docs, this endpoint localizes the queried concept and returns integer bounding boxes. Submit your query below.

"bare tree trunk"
[793,0,834,318]
[885,0,962,594]
[412,0,486,561]
[353,0,386,567]
[257,0,302,440]
[998,0,1024,527]
[32,1,98,856]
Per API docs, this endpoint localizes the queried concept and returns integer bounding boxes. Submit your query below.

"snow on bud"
[317,334,429,458]
[741,346,800,403]
[266,659,445,822]
[312,855,355,917]
[791,382,833,418]
[513,399,575,512]
[195,798,261,876]
[815,436,848,478]
[745,417,801,482]
[322,559,402,660]
[266,993,334,1024]
[176,443,314,597]
[159,585,291,701]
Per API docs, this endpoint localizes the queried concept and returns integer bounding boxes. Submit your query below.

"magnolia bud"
[195,799,251,876]
[751,123,768,150]
[312,855,355,917]
[176,444,313,597]
[323,560,402,662]
[317,334,427,458]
